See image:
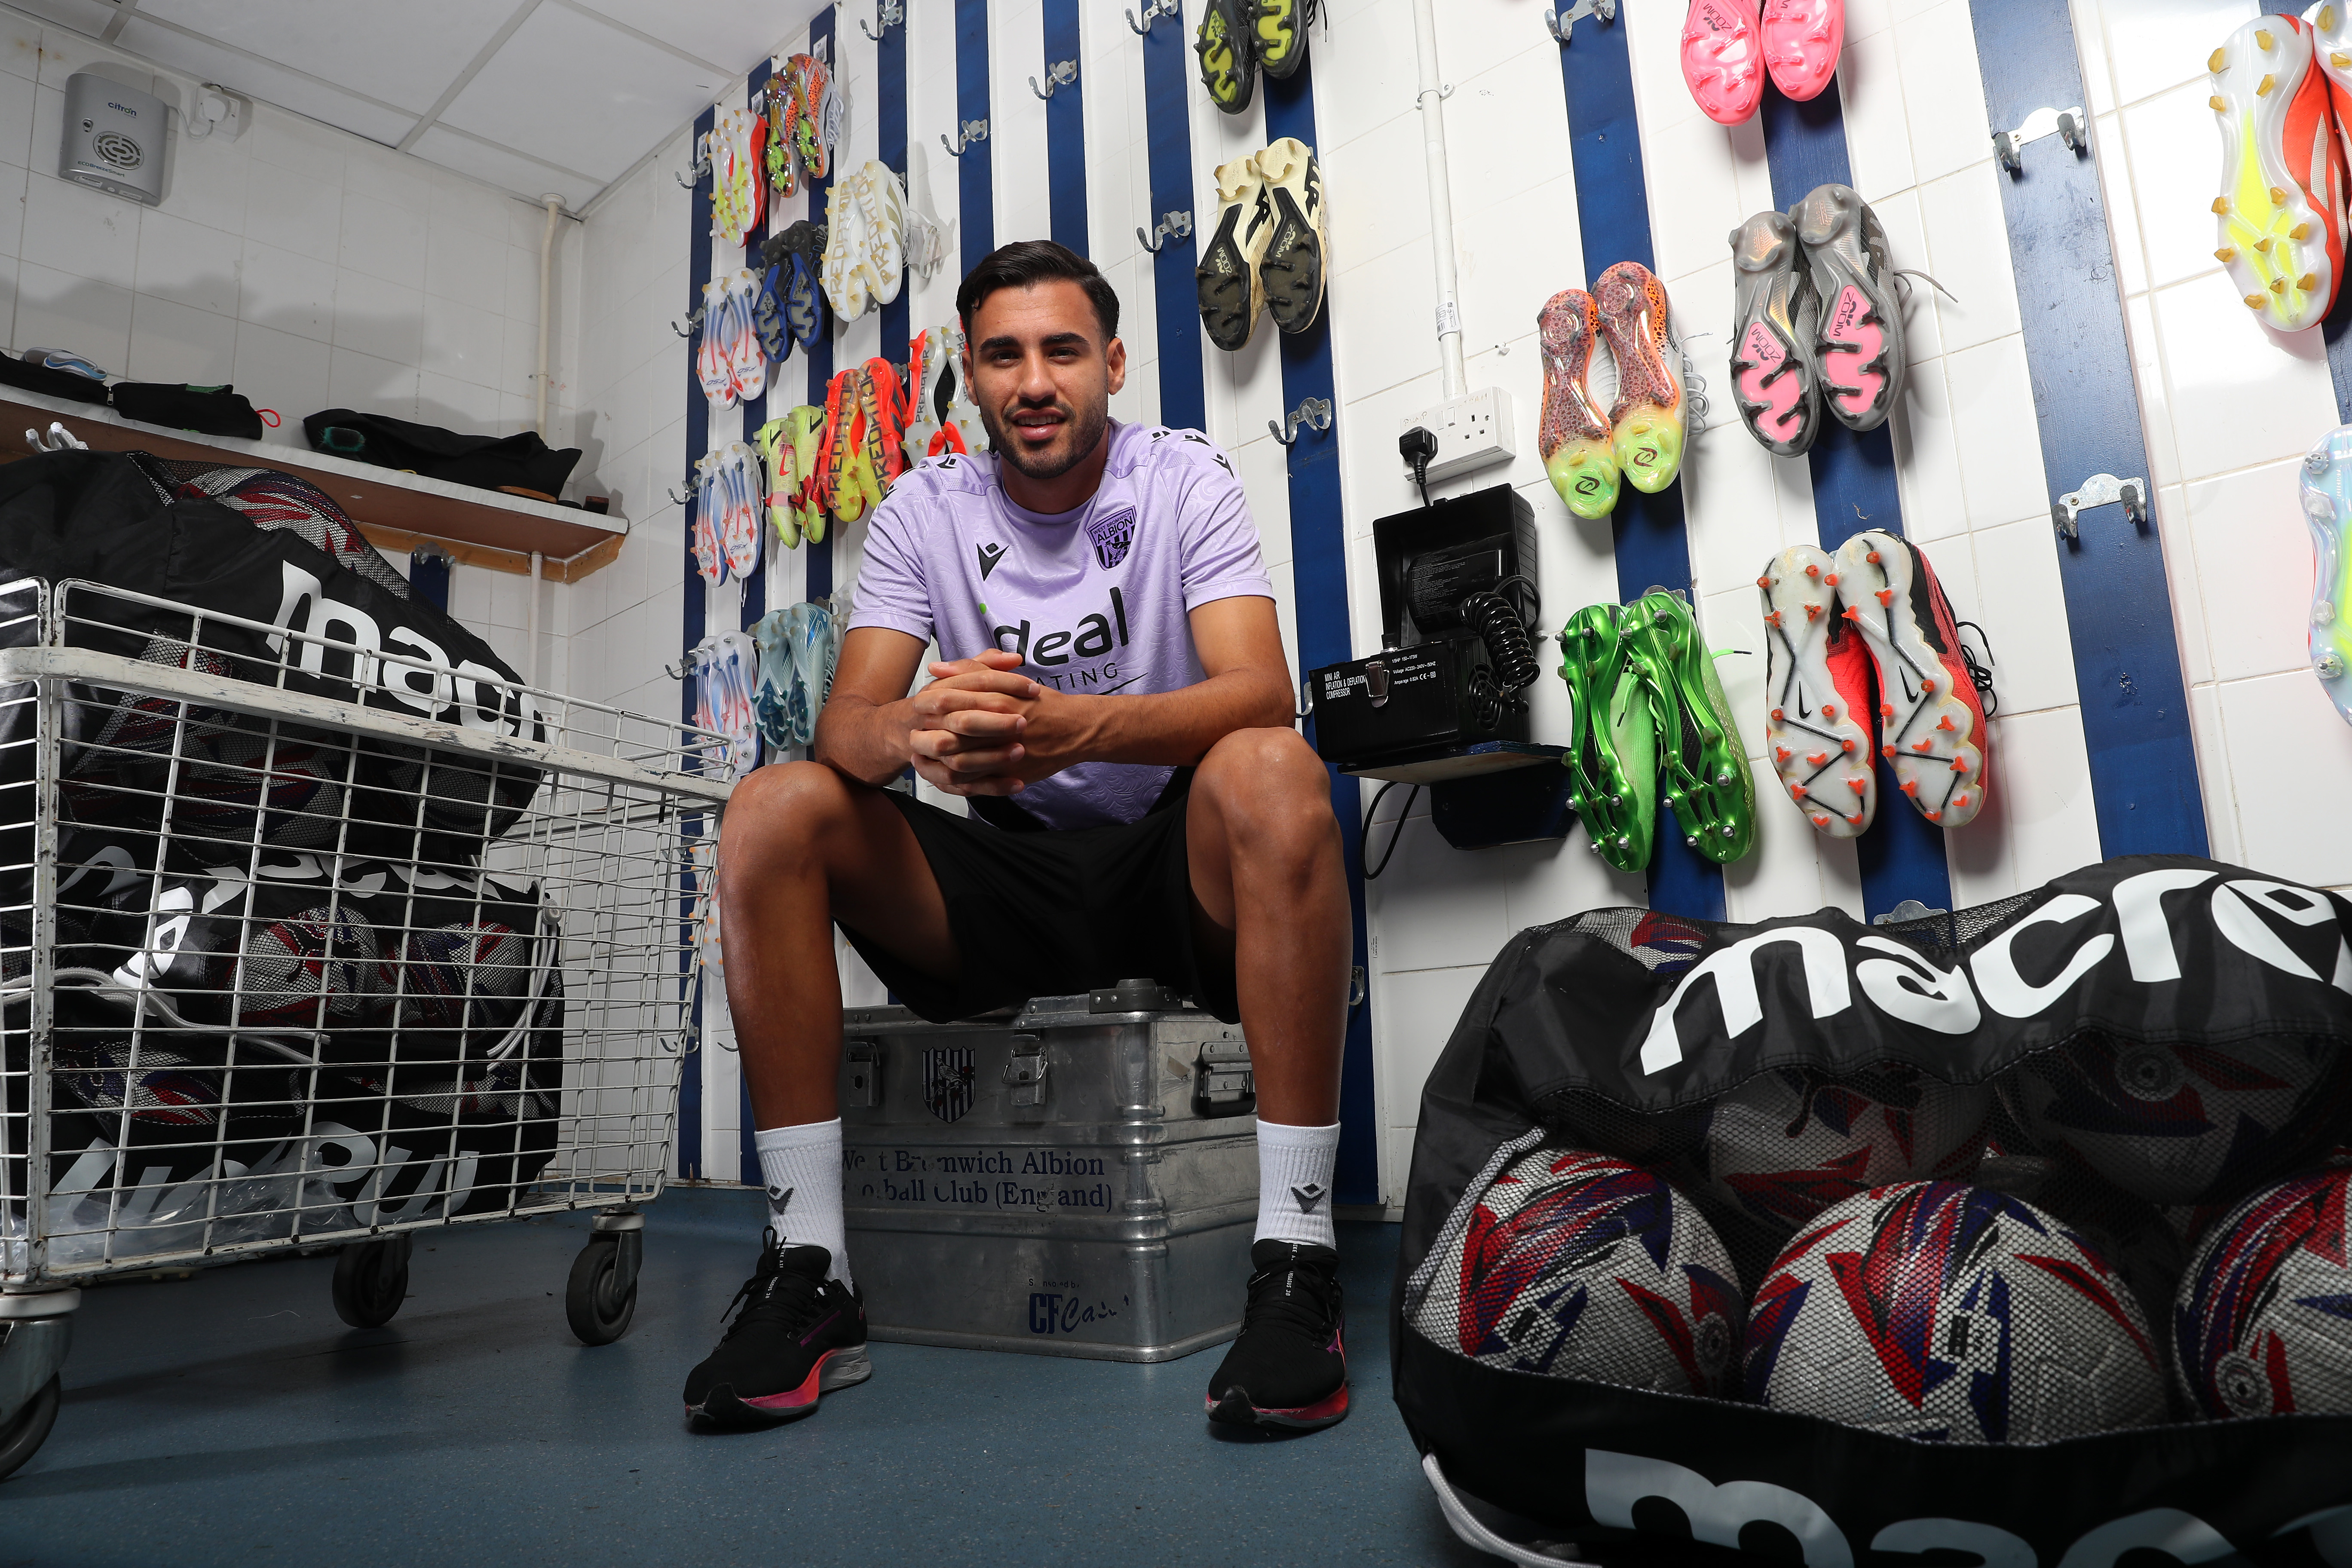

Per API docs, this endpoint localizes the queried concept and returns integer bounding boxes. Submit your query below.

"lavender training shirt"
[846,420,1276,830]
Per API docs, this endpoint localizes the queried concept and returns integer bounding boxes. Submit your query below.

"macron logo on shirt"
[976,541,1007,580]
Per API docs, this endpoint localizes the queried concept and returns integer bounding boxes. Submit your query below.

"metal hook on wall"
[1126,0,1181,35]
[940,117,989,158]
[859,0,902,42]
[1544,0,1616,44]
[1030,59,1078,100]
[670,305,705,339]
[1270,396,1333,447]
[674,152,710,189]
[1136,209,1193,254]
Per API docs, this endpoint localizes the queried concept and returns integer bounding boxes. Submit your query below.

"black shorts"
[837,772,1240,1026]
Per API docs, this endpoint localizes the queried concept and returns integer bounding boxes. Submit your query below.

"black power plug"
[1399,426,1438,507]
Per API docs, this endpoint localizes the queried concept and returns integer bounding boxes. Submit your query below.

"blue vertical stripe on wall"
[405,551,448,611]
[957,0,994,273]
[1260,58,1375,1210]
[1755,84,1954,921]
[677,103,717,1181]
[1140,3,1204,432]
[805,12,838,604]
[1969,0,2206,859]
[1043,0,1087,254]
[879,5,911,355]
[1553,17,1724,923]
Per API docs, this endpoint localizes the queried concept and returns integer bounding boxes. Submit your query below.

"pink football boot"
[1762,0,1843,103]
[1682,0,1765,126]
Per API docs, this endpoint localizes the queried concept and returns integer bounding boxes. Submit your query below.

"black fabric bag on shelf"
[1394,854,2352,1567]
[0,354,109,404]
[301,408,581,499]
[109,382,265,440]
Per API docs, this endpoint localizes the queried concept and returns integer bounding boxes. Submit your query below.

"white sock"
[754,1118,852,1291]
[1253,1118,1341,1250]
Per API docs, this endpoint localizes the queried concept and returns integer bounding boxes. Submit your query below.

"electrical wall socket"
[1405,387,1517,482]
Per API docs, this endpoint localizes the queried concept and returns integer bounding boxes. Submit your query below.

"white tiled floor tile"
[1891,355,1966,545]
[2182,458,2316,681]
[421,292,505,390]
[1942,336,2052,530]
[1961,518,2081,716]
[242,160,343,266]
[1839,27,1916,203]
[1916,163,2021,358]
[231,322,329,445]
[424,220,509,316]
[2122,80,2227,292]
[134,208,241,317]
[20,170,135,289]
[2092,113,2147,300]
[2185,680,2242,864]
[331,349,419,419]
[337,187,429,285]
[1894,0,1993,185]
[2150,483,2215,689]
[13,259,128,371]
[239,238,335,344]
[126,293,236,384]
[2102,0,2254,109]
[330,265,425,377]
[2150,276,2337,482]
[2216,670,2352,883]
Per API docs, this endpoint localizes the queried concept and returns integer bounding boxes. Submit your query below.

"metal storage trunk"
[839,983,1257,1363]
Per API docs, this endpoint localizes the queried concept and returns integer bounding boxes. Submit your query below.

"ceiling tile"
[6,0,119,39]
[560,0,824,72]
[407,124,598,212]
[116,17,415,144]
[437,3,726,182]
[132,0,520,114]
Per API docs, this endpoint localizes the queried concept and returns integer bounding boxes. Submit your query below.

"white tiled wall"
[553,0,2351,1201]
[0,12,584,465]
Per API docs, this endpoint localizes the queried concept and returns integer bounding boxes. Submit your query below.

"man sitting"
[681,240,1356,1433]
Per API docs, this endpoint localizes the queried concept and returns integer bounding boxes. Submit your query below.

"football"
[2172,1169,2352,1418]
[175,729,350,850]
[1411,1145,1742,1396]
[1704,1064,1991,1228]
[1998,1034,2349,1207]
[235,903,389,1028]
[1745,1181,2166,1442]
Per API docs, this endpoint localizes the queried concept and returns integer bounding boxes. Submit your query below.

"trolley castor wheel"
[0,1375,59,1482]
[567,1211,643,1346]
[332,1235,412,1329]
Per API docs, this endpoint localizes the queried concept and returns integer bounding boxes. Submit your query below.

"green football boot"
[1558,602,1656,873]
[1620,588,1756,865]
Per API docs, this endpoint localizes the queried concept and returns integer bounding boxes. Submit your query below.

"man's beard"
[981,395,1111,484]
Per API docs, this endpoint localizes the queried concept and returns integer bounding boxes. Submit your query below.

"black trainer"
[683,1232,871,1427]
[1204,1238,1349,1431]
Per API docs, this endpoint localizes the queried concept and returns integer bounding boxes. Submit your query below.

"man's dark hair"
[956,240,1120,343]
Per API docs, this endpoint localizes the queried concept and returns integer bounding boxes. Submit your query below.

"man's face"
[963,279,1127,484]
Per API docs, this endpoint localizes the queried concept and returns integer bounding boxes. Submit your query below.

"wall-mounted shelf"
[0,386,627,582]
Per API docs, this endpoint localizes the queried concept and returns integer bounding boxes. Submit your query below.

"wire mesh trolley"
[0,576,730,1479]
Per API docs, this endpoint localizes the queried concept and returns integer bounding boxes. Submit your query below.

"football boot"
[2297,423,2352,727]
[2211,12,2344,332]
[1681,0,1765,126]
[1762,0,1843,103]
[1256,138,1329,336]
[1730,209,1824,458]
[1559,602,1657,874]
[1621,588,1755,864]
[1793,183,1905,432]
[1758,545,1877,838]
[1594,261,1686,494]
[1537,289,1620,519]
[1197,153,1274,352]
[1832,530,1990,828]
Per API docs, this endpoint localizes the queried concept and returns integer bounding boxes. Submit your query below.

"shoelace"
[1954,618,2000,716]
[1238,1256,1339,1343]
[720,1235,829,1341]
[1890,266,1960,306]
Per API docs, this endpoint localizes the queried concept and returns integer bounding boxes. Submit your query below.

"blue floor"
[2,1191,1490,1567]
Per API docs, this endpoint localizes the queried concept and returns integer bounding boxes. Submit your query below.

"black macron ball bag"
[1394,854,2352,1567]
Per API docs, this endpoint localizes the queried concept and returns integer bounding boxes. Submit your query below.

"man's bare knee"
[719,760,858,875]
[1197,729,1335,856]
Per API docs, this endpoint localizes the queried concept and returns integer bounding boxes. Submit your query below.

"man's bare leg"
[1185,726,1356,1430]
[718,760,960,1130]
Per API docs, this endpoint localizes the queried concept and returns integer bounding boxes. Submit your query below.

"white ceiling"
[11,0,830,210]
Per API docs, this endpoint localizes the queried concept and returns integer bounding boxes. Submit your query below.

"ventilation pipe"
[1412,0,1467,400]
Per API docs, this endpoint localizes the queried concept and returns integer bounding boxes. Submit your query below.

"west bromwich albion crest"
[923,1047,976,1124]
[1087,505,1136,571]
